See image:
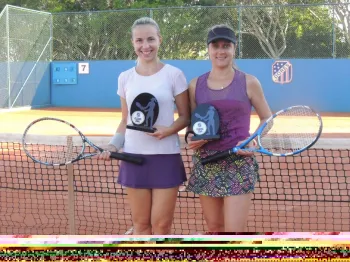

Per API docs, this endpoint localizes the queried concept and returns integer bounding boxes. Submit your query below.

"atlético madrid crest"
[272,60,293,84]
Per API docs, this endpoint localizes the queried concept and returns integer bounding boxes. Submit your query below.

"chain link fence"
[52,3,350,61]
[0,3,349,108]
[0,5,52,109]
[0,7,8,108]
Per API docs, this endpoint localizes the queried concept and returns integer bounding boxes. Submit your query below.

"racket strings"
[23,119,84,165]
[259,106,322,154]
[25,143,81,164]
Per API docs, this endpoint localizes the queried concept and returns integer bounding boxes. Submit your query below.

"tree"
[240,3,289,59]
[52,9,150,60]
[2,0,349,59]
[329,0,350,46]
[283,3,335,58]
[235,0,347,58]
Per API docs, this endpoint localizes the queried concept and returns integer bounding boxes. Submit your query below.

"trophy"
[126,93,159,133]
[185,103,220,143]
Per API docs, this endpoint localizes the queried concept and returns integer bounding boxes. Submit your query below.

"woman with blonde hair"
[98,17,190,235]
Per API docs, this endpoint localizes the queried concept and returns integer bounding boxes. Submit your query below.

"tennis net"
[0,134,349,235]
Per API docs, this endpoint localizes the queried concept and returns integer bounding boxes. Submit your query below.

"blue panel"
[51,62,77,85]
[50,59,350,112]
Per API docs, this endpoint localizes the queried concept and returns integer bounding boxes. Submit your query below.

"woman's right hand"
[96,144,118,161]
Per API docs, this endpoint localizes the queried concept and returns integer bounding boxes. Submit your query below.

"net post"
[66,135,76,234]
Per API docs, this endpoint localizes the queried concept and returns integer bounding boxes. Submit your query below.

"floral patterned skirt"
[186,149,260,197]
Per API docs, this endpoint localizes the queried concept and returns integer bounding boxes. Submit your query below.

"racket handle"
[110,152,144,165]
[200,150,231,165]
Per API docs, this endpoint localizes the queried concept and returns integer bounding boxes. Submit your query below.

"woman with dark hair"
[186,24,272,233]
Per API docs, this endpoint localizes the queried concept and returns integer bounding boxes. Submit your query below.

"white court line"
[0,104,51,114]
[0,106,32,114]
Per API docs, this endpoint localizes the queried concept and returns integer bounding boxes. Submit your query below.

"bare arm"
[170,90,191,134]
[234,74,272,155]
[187,78,198,132]
[188,78,198,114]
[246,74,272,134]
[247,75,272,138]
[106,97,128,152]
[116,97,128,133]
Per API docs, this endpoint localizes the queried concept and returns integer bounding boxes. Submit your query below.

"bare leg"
[224,193,252,232]
[126,188,152,235]
[199,195,224,232]
[151,187,179,235]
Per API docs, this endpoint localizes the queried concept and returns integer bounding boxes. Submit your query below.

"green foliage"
[1,0,349,59]
[283,5,334,58]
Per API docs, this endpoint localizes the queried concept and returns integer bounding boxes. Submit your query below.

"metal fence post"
[238,5,242,59]
[50,13,53,62]
[6,6,10,109]
[332,4,336,58]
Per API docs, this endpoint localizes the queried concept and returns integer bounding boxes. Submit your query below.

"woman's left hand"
[147,126,172,140]
[235,138,257,156]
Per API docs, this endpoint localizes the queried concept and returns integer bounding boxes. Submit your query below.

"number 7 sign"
[78,63,89,74]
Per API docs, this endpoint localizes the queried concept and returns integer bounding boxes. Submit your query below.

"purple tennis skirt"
[117,153,187,189]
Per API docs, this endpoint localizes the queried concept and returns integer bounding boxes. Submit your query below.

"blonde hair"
[131,17,161,65]
[207,24,238,70]
[131,17,161,38]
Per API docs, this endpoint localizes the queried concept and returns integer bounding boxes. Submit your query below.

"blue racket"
[201,105,323,165]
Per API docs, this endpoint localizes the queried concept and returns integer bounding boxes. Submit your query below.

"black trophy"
[185,103,220,143]
[126,93,159,133]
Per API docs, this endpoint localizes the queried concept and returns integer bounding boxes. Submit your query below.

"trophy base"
[191,135,220,141]
[126,125,157,133]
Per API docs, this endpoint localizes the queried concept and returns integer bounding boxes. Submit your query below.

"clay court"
[1,107,350,137]
[1,0,350,237]
[0,107,350,235]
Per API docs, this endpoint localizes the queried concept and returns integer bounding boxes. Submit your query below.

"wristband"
[108,132,125,150]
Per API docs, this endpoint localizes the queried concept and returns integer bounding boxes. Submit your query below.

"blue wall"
[51,59,350,112]
[23,62,51,108]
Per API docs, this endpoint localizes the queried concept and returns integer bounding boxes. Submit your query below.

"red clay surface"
[0,107,349,235]
[1,107,349,138]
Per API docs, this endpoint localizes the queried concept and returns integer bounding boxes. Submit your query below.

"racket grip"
[110,152,144,165]
[200,150,231,165]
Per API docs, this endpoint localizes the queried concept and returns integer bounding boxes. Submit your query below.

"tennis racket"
[22,117,144,166]
[136,102,144,110]
[194,113,204,120]
[201,105,323,165]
